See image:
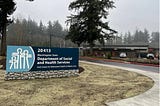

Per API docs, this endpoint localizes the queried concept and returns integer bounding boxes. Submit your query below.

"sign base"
[5,70,79,80]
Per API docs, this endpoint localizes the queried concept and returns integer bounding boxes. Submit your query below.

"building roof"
[82,44,149,50]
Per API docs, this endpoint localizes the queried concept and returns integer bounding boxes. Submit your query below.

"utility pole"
[59,39,65,48]
[50,34,52,48]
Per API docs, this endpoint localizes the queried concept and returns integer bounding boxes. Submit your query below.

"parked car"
[147,53,154,59]
[119,52,127,58]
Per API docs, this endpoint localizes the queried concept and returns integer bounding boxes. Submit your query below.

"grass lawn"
[0,62,154,106]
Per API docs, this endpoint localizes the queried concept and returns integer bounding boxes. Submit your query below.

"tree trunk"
[77,43,80,47]
[1,14,7,56]
[89,43,94,56]
[1,24,7,56]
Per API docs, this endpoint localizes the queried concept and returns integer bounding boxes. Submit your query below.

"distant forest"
[1,18,159,48]
[106,29,159,48]
[6,18,76,47]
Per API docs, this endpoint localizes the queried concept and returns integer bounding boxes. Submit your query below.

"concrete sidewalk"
[81,61,160,106]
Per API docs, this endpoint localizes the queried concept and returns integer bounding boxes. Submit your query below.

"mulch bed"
[79,66,84,73]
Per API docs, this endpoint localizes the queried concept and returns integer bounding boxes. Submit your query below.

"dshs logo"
[6,46,35,72]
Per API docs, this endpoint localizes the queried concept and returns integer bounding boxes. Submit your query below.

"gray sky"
[14,0,159,34]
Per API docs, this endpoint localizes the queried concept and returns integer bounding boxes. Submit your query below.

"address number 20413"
[38,48,51,53]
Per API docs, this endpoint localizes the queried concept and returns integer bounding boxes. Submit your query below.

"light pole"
[49,34,52,48]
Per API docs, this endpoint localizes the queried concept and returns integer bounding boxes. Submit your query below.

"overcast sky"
[14,0,159,34]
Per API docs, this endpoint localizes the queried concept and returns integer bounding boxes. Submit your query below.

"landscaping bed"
[0,62,154,106]
[81,56,159,66]
[111,57,159,65]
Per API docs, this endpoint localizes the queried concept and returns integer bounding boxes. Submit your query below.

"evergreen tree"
[127,31,132,44]
[123,33,128,44]
[39,21,45,35]
[133,29,150,44]
[52,21,63,37]
[133,29,140,43]
[66,0,117,53]
[47,21,53,36]
[150,32,159,48]
[0,0,16,56]
[143,29,149,44]
[0,0,33,56]
[151,32,159,43]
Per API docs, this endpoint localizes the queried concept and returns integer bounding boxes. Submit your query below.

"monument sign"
[6,46,79,80]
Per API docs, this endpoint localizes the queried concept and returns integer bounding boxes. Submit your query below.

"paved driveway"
[81,59,159,73]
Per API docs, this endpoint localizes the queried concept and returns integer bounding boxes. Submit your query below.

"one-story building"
[80,44,159,58]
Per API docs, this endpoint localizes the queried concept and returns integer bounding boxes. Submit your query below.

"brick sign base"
[5,70,79,80]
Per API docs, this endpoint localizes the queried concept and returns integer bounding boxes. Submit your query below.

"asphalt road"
[81,59,159,73]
